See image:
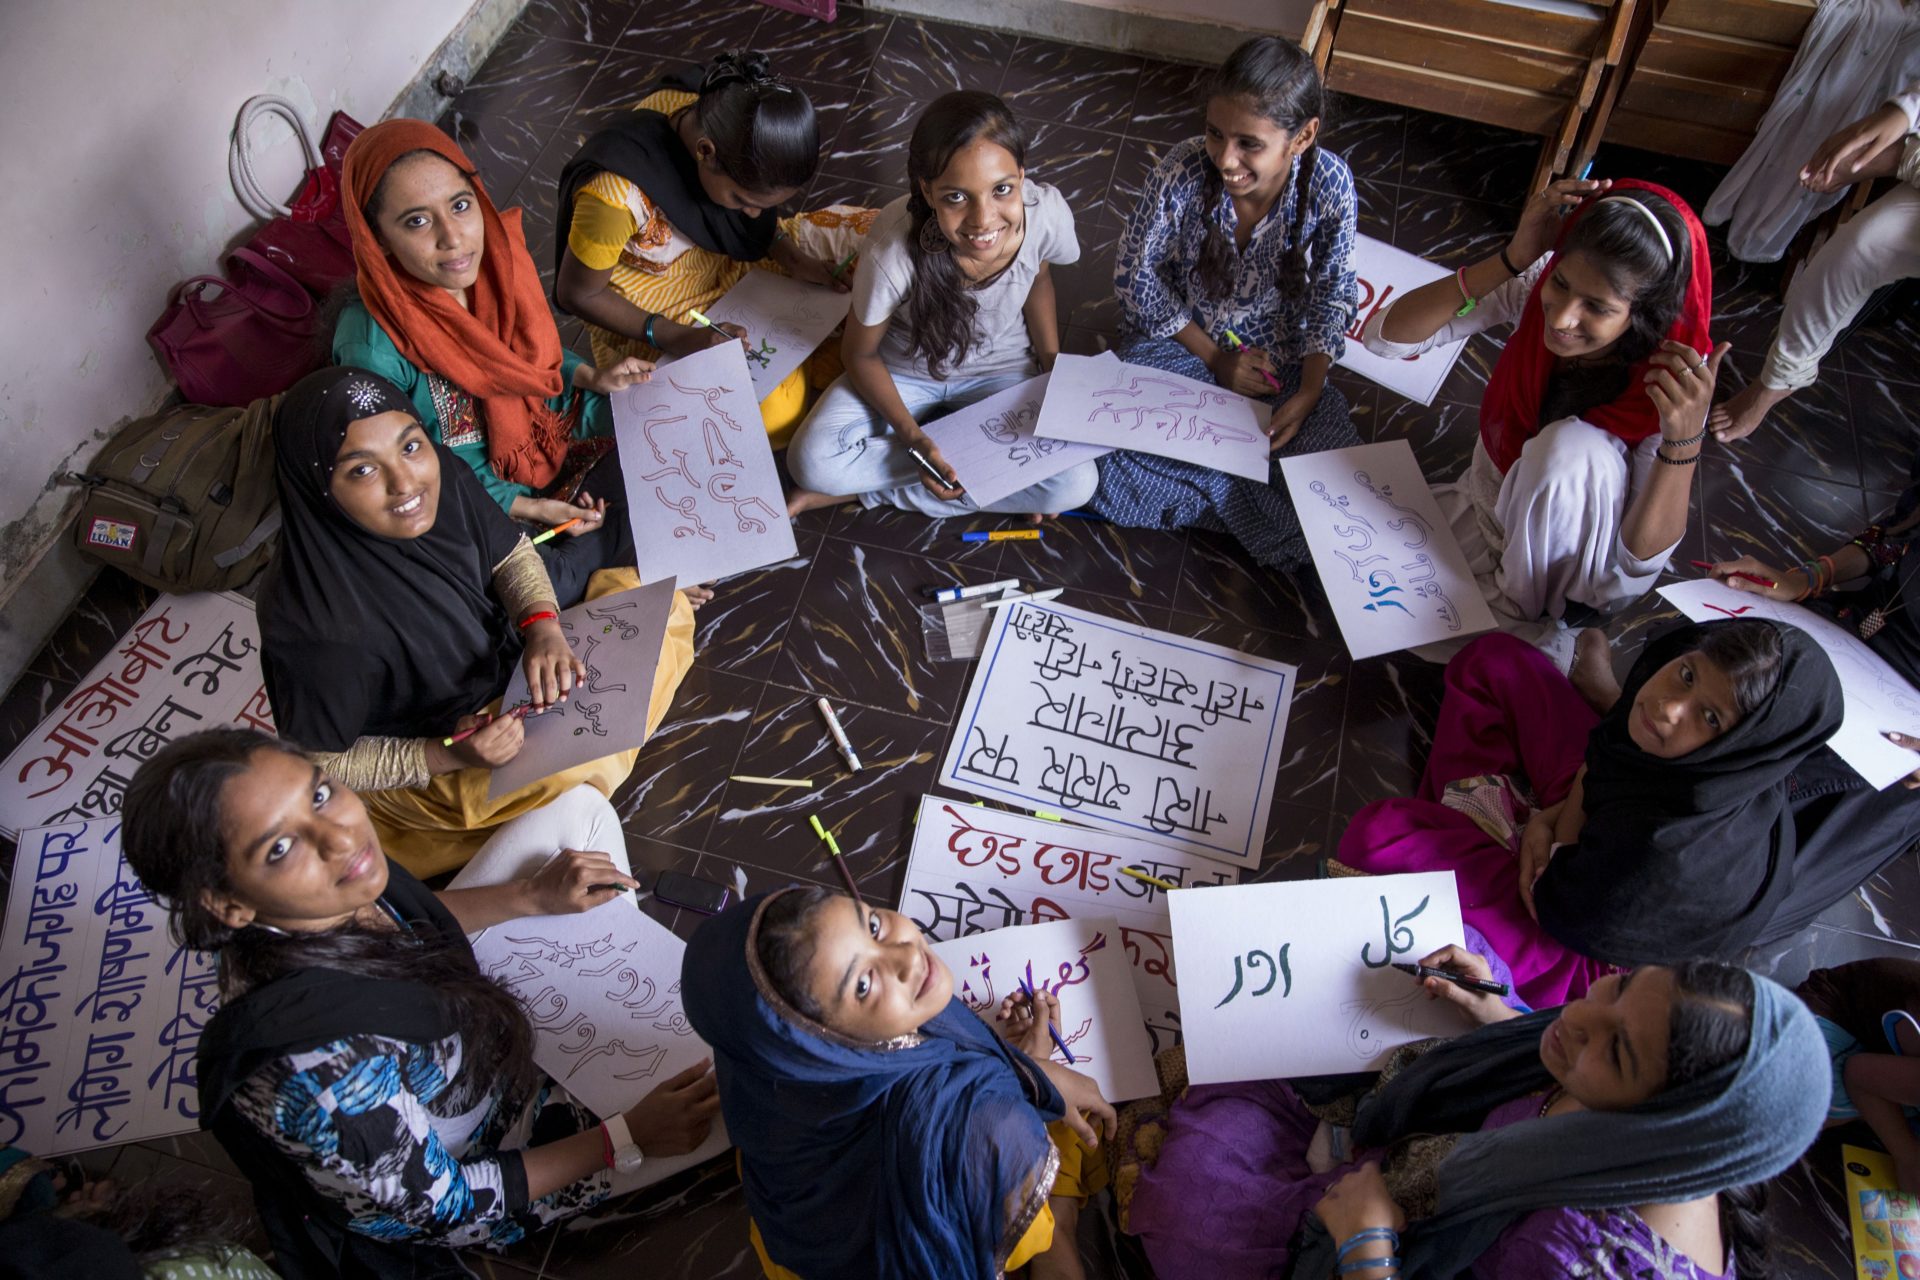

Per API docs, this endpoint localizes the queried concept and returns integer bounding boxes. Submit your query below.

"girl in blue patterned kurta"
[1089,37,1361,569]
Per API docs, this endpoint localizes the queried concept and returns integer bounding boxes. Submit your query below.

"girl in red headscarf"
[1361,177,1727,667]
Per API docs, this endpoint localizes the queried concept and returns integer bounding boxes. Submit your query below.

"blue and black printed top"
[1113,137,1360,365]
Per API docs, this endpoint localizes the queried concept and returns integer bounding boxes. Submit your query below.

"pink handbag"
[146,246,320,407]
[230,99,363,297]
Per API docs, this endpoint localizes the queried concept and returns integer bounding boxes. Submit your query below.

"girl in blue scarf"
[681,888,1116,1279]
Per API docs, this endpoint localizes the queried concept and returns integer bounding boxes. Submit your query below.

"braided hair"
[901,91,1030,378]
[1194,37,1326,306]
[693,50,820,194]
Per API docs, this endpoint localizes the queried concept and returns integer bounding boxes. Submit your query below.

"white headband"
[1596,195,1674,263]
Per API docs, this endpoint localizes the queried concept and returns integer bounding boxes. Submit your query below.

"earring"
[917,217,951,255]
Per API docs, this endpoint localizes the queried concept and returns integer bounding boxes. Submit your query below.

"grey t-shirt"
[854,182,1081,380]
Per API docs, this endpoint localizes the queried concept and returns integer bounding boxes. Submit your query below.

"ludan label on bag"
[85,518,137,551]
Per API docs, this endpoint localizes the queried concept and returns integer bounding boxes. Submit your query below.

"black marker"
[1393,962,1510,998]
[588,883,634,895]
[906,446,963,493]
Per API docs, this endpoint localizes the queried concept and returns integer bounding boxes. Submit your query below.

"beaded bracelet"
[1453,266,1477,318]
[1655,448,1700,466]
[1663,425,1707,449]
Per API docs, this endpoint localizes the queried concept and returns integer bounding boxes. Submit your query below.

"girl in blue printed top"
[1089,36,1362,570]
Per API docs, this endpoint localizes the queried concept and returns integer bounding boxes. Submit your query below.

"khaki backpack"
[67,395,281,592]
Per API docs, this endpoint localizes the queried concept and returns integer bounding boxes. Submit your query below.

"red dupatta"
[1479,179,1713,475]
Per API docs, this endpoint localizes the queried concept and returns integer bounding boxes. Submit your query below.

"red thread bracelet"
[600,1123,615,1170]
[518,610,558,630]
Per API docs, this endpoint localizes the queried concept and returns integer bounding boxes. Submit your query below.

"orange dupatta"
[341,119,576,491]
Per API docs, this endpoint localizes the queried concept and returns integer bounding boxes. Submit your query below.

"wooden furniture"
[1302,0,1640,191]
[1602,0,1817,164]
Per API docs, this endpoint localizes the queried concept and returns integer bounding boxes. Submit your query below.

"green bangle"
[644,313,659,347]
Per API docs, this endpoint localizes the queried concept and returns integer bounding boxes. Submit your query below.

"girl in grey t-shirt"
[782,91,1099,521]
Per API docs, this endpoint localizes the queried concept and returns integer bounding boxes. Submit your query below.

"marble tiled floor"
[6,0,1920,1275]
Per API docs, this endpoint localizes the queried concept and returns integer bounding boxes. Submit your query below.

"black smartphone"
[654,870,733,915]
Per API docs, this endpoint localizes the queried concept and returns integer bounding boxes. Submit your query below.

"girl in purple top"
[1128,952,1827,1279]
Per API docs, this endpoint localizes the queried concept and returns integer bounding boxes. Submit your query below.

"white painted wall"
[1060,0,1301,32]
[0,0,474,581]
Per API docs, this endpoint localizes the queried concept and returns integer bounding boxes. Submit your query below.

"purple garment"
[1131,1091,1731,1280]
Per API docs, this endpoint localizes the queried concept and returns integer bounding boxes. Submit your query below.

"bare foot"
[785,487,858,517]
[1569,627,1622,714]
[1708,382,1791,443]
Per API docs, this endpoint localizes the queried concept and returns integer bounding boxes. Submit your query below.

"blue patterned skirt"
[1085,338,1359,570]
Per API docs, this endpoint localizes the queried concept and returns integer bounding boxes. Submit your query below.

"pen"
[906,445,964,493]
[1392,962,1511,998]
[816,697,863,772]
[981,588,1064,610]
[1223,329,1285,395]
[960,529,1042,542]
[832,248,857,280]
[922,578,1021,603]
[1022,964,1077,1064]
[531,516,586,545]
[687,308,721,331]
[1688,559,1777,590]
[808,813,863,901]
[442,701,536,746]
[1118,866,1178,892]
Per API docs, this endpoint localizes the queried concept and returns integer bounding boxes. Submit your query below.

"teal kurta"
[332,299,613,514]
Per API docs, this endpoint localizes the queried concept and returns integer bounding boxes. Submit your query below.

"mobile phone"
[654,870,733,915]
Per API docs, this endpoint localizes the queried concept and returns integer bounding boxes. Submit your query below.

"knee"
[1046,462,1101,513]
[1515,420,1624,497]
[555,783,623,851]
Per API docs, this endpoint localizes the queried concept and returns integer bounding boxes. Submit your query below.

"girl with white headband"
[1361,177,1726,670]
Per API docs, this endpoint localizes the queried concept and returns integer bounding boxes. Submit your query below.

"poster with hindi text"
[937,599,1296,869]
[1032,354,1269,482]
[1337,234,1468,406]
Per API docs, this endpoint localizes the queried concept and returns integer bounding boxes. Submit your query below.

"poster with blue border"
[938,600,1295,870]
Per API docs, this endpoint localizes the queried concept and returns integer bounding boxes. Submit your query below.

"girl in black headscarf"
[257,366,695,877]
[1343,620,1920,1007]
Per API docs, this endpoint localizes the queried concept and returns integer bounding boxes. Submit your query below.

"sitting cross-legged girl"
[1362,178,1723,665]
[256,366,695,876]
[681,888,1115,1279]
[1127,952,1827,1280]
[122,729,720,1279]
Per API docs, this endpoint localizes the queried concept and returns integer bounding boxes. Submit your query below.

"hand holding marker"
[1223,330,1284,395]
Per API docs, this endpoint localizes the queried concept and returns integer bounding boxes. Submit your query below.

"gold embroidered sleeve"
[315,736,432,793]
[491,535,558,621]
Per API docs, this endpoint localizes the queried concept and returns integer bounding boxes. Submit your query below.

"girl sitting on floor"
[782,91,1100,522]
[1126,952,1826,1279]
[1363,178,1723,666]
[123,729,720,1279]
[554,51,871,448]
[1342,621,1920,1008]
[335,119,700,609]
[1798,957,1920,1191]
[1085,35,1362,570]
[256,366,695,877]
[681,888,1115,1279]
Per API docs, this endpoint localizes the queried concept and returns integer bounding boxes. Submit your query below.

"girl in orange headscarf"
[333,119,709,608]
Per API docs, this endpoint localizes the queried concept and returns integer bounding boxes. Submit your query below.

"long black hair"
[1195,36,1326,305]
[753,885,839,1022]
[1539,190,1693,426]
[693,50,820,194]
[121,728,540,1106]
[902,91,1030,379]
[1665,959,1769,1279]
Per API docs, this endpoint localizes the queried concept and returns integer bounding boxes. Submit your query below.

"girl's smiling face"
[797,897,955,1041]
[327,410,442,539]
[1203,94,1316,206]
[919,137,1026,263]
[1537,249,1635,360]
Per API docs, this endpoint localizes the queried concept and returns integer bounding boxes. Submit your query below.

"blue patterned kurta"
[1090,139,1363,569]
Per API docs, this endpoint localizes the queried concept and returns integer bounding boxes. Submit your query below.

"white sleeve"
[1361,258,1546,358]
[1891,80,1920,133]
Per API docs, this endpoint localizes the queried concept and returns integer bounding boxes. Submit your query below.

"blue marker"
[1579,160,1595,180]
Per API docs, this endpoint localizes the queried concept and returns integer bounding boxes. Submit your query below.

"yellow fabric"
[359,568,696,877]
[566,183,641,272]
[743,1121,1102,1278]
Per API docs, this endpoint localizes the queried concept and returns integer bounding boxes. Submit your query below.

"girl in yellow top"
[554,52,874,445]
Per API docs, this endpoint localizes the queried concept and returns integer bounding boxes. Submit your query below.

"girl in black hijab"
[257,366,692,877]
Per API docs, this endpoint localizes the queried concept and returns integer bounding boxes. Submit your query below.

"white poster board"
[930,916,1159,1102]
[918,354,1116,508]
[0,592,276,839]
[1337,234,1468,406]
[693,270,853,401]
[938,599,1297,868]
[1280,440,1498,659]
[0,820,217,1156]
[487,580,679,799]
[1033,354,1270,483]
[900,795,1239,1054]
[473,899,728,1187]
[1659,578,1920,789]
[1170,872,1469,1083]
[613,340,798,586]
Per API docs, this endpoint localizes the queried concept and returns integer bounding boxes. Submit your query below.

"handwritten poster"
[1170,871,1469,1082]
[0,820,217,1156]
[1337,234,1467,406]
[1033,354,1270,483]
[0,592,275,840]
[1280,440,1497,659]
[938,599,1296,868]
[613,340,798,586]
[919,355,1115,508]
[900,795,1239,1054]
[1660,578,1920,789]
[487,579,679,800]
[930,916,1159,1102]
[693,270,854,401]
[473,898,728,1187]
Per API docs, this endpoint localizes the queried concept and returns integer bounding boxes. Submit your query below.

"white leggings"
[1762,182,1920,391]
[446,785,631,902]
